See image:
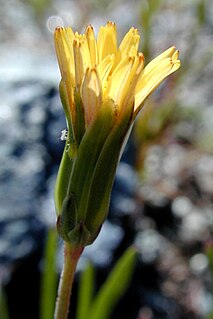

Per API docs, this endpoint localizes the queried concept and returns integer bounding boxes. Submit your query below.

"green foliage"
[140,0,162,59]
[205,245,213,318]
[29,0,51,17]
[196,0,206,26]
[135,102,175,143]
[89,247,136,319]
[76,263,94,319]
[206,245,213,271]
[80,247,137,319]
[40,229,58,319]
[0,288,10,319]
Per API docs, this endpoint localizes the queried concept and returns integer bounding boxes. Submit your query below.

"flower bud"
[54,22,180,246]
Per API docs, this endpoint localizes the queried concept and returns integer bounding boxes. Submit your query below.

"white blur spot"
[172,196,192,218]
[60,129,68,141]
[46,16,64,33]
[189,253,208,275]
[0,105,13,121]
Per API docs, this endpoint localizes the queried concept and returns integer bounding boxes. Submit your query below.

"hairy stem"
[54,242,83,319]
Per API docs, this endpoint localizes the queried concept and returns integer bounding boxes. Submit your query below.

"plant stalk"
[54,242,83,319]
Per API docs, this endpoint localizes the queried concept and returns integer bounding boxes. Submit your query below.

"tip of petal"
[55,26,64,31]
[138,52,145,61]
[172,49,180,61]
[54,26,64,37]
[130,27,139,35]
[86,24,94,33]
[107,21,116,27]
[73,38,82,48]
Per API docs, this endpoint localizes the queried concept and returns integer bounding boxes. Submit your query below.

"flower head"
[55,22,179,132]
[54,22,180,246]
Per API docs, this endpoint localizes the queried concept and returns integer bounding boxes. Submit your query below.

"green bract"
[55,91,133,246]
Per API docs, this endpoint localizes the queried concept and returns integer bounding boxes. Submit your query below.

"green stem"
[54,242,83,319]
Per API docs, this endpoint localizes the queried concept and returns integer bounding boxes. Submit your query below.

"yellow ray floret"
[97,21,117,62]
[86,25,98,67]
[54,22,180,127]
[81,67,102,127]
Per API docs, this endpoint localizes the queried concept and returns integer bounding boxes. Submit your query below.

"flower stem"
[54,242,83,319]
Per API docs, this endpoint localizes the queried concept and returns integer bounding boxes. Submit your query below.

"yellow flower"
[54,21,180,131]
[54,22,180,246]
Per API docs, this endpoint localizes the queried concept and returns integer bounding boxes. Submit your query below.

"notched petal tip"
[86,24,95,38]
[107,21,116,27]
[55,26,64,32]
[54,26,64,40]
[86,24,94,31]
[172,49,180,61]
[73,38,82,48]
[138,52,145,61]
[130,27,139,33]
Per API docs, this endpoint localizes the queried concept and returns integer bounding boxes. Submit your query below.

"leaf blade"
[89,247,137,319]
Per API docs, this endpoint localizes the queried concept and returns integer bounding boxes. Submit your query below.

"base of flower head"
[57,214,101,246]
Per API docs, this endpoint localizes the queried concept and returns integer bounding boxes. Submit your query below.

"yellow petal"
[54,27,75,113]
[106,56,134,106]
[54,26,75,87]
[106,53,144,112]
[81,67,103,126]
[147,46,177,66]
[120,53,145,112]
[134,58,180,112]
[73,35,91,90]
[86,25,99,66]
[172,49,179,61]
[114,27,140,68]
[97,54,115,91]
[136,46,177,93]
[128,45,138,57]
[97,21,117,62]
[119,27,140,55]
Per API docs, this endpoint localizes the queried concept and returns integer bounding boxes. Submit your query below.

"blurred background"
[0,0,213,318]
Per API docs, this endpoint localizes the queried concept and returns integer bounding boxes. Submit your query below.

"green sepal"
[57,193,90,246]
[54,140,74,216]
[57,193,100,246]
[85,107,133,237]
[67,222,91,246]
[59,81,76,158]
[68,101,115,222]
[57,193,77,242]
[74,91,86,146]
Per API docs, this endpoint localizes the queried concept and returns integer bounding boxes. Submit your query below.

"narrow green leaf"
[76,262,94,319]
[40,229,58,319]
[89,247,137,319]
